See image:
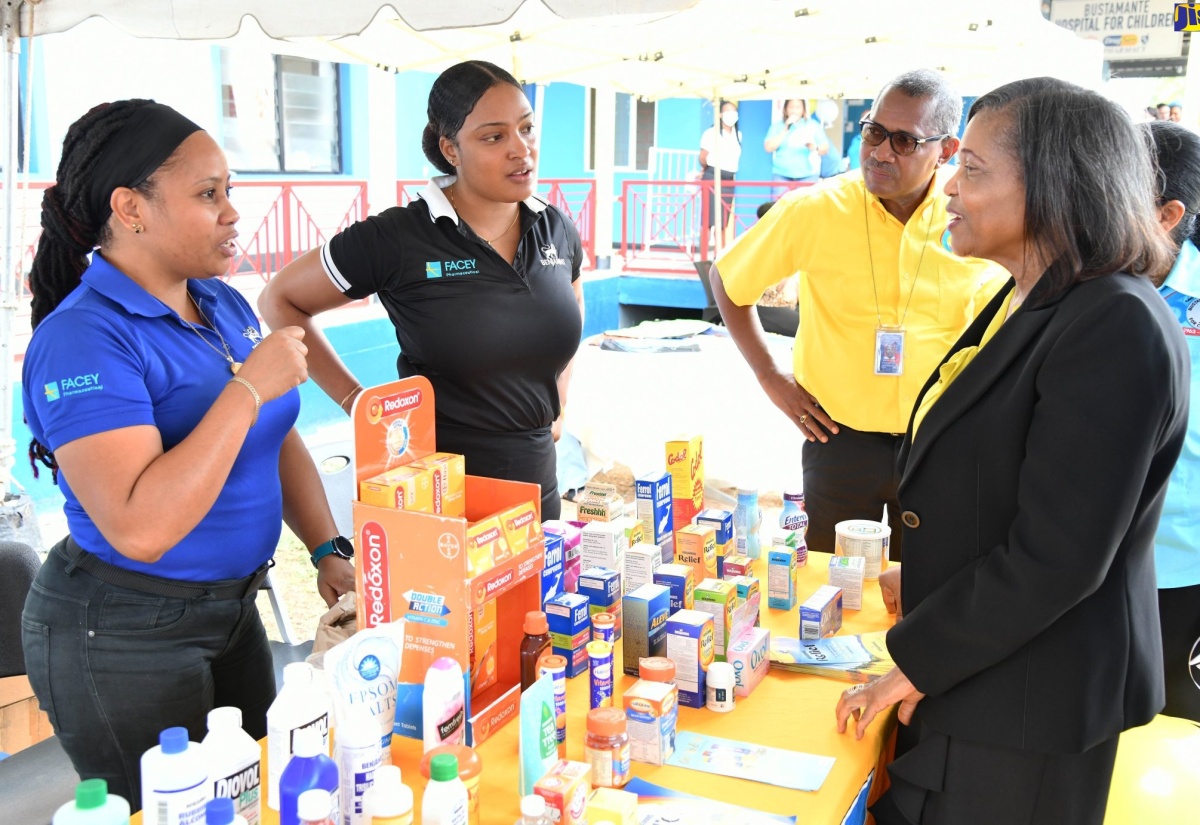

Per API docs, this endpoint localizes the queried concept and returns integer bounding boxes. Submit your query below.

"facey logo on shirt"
[242,327,262,346]
[426,258,479,278]
[44,373,103,402]
[540,243,567,267]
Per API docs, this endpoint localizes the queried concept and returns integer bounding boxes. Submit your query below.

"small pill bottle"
[584,708,630,789]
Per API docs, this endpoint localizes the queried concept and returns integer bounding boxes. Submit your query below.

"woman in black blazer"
[835,78,1191,824]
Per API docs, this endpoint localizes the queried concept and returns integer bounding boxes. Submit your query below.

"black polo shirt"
[321,177,583,435]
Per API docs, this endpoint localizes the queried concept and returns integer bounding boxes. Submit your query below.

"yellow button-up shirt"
[717,169,1008,434]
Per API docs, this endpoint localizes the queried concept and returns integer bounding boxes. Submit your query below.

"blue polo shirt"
[1156,239,1200,589]
[766,118,827,179]
[22,255,299,581]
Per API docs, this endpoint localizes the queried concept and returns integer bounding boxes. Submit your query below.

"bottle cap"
[520,794,548,817]
[74,779,107,811]
[363,765,413,818]
[638,657,676,683]
[159,727,188,755]
[282,661,313,686]
[523,610,548,635]
[419,744,481,781]
[429,752,460,782]
[206,706,242,732]
[292,726,323,758]
[297,788,332,822]
[707,661,735,688]
[586,707,627,736]
[205,798,235,825]
[737,487,758,496]
[592,612,615,628]
[538,654,567,675]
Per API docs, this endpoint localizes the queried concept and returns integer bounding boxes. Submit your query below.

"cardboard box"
[665,609,714,709]
[666,436,704,530]
[693,578,736,662]
[615,516,644,551]
[466,516,512,578]
[352,377,544,747]
[727,625,771,698]
[721,554,754,580]
[635,472,673,549]
[545,593,591,679]
[623,542,662,594]
[656,532,676,566]
[409,451,466,517]
[580,521,626,574]
[358,465,434,512]
[674,524,717,585]
[543,521,583,588]
[800,585,843,640]
[622,584,671,676]
[622,679,678,767]
[728,576,761,631]
[653,564,695,614]
[469,599,498,698]
[694,508,734,578]
[534,760,592,825]
[828,555,865,610]
[541,533,566,608]
[586,787,639,825]
[576,482,625,523]
[577,567,623,640]
[500,500,543,558]
[768,544,799,610]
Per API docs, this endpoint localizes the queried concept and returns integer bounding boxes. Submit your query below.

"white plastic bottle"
[420,753,467,825]
[205,797,250,825]
[268,662,332,811]
[362,765,413,825]
[421,658,465,753]
[298,789,335,825]
[51,778,131,824]
[204,706,262,825]
[513,794,551,825]
[141,727,211,825]
[335,705,383,825]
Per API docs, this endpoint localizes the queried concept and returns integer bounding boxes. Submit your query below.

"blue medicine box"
[635,472,673,546]
[545,592,591,677]
[541,532,565,608]
[578,566,623,640]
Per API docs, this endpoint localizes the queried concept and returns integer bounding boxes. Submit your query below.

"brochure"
[623,777,798,824]
[664,731,835,792]
[769,631,894,683]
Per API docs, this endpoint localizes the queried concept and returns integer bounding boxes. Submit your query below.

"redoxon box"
[466,516,512,578]
[653,564,695,613]
[544,520,583,594]
[693,578,736,662]
[728,576,761,630]
[500,501,543,558]
[828,555,865,610]
[409,451,466,517]
[358,464,435,512]
[623,542,662,594]
[622,679,677,766]
[768,544,798,610]
[721,554,754,580]
[470,598,498,698]
[576,482,625,523]
[580,521,626,574]
[694,509,734,578]
[665,609,714,709]
[635,472,673,548]
[665,436,704,530]
[577,567,623,640]
[546,592,591,678]
[622,583,670,676]
[352,377,544,747]
[541,533,566,608]
[674,524,717,589]
[800,585,843,640]
[727,625,771,698]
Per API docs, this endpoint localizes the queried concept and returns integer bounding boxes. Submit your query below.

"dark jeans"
[21,538,276,808]
[801,424,904,561]
[701,168,735,233]
[438,422,561,520]
[1159,582,1200,722]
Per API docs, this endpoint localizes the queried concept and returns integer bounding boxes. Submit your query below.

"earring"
[131,223,144,234]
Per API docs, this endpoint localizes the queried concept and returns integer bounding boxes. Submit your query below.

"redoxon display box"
[622,583,670,676]
[635,472,673,549]
[665,436,704,530]
[352,377,543,747]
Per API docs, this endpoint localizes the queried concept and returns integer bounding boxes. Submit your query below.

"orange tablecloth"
[133,552,897,823]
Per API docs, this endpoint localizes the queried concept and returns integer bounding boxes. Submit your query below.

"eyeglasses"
[859,119,951,156]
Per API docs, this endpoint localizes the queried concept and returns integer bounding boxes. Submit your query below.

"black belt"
[58,536,273,601]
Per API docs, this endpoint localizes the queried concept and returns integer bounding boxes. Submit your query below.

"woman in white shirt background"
[699,100,741,246]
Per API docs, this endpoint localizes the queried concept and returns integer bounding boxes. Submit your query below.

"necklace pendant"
[230,361,242,375]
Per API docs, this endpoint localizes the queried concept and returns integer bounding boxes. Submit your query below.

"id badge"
[874,326,905,376]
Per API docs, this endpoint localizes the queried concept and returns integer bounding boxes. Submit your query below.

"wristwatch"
[310,535,354,568]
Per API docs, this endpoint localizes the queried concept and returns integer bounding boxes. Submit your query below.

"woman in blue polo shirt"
[763,98,828,198]
[20,100,355,807]
[1143,120,1200,722]
[260,61,585,520]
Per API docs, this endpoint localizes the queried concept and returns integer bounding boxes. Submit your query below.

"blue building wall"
[396,70,439,179]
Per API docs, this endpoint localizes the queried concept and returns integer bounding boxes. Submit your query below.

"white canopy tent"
[0,0,1103,499]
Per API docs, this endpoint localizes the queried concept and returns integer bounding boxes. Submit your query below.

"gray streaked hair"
[876,69,963,137]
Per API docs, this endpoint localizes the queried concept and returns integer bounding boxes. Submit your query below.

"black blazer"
[888,272,1190,754]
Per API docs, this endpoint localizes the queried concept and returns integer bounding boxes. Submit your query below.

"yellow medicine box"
[409,451,465,517]
[359,465,434,512]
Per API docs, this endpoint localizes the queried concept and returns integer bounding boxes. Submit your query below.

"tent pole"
[711,88,722,257]
[2,2,21,497]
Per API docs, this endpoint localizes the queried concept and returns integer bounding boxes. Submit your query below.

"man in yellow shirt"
[711,69,1006,561]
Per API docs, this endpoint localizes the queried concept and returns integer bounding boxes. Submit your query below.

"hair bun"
[422,124,454,175]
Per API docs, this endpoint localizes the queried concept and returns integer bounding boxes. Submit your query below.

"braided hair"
[27,99,163,480]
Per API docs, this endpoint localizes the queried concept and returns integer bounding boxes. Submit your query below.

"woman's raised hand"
[236,326,309,402]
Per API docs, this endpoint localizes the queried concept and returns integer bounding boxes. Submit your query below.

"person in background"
[763,98,827,197]
[710,69,1007,560]
[260,60,584,520]
[1157,102,1171,121]
[699,100,741,247]
[1141,119,1200,723]
[20,99,355,808]
[1170,101,1184,123]
[839,77,1187,825]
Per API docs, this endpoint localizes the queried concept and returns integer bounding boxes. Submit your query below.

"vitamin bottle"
[584,708,630,789]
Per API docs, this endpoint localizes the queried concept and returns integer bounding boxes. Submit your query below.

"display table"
[132,552,897,824]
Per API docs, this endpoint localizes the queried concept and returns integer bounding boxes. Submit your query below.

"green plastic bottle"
[52,778,131,824]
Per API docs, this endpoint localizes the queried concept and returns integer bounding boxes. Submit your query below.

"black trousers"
[801,423,904,561]
[1159,582,1200,722]
[437,421,561,520]
[701,167,735,232]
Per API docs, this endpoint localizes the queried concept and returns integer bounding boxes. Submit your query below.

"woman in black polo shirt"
[260,60,583,519]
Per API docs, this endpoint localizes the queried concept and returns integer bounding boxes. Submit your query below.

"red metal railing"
[619,178,813,272]
[397,178,597,264]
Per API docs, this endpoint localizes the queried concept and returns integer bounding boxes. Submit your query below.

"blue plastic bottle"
[734,488,762,559]
[279,727,339,825]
